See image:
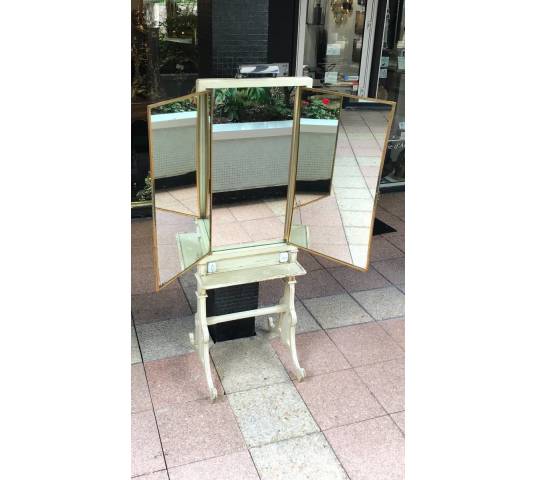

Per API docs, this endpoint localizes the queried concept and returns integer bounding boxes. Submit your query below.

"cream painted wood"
[196,76,313,92]
[189,243,307,400]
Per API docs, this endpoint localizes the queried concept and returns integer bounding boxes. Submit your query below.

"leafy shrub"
[213,87,293,123]
[301,97,341,120]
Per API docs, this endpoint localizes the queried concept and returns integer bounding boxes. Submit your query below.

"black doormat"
[373,218,396,235]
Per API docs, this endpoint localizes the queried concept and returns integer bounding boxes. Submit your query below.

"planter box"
[151,112,338,192]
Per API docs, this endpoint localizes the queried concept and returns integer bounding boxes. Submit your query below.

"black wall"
[198,0,298,78]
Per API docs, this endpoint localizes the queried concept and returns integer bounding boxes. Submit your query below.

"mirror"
[149,93,211,289]
[290,89,395,269]
[210,87,295,250]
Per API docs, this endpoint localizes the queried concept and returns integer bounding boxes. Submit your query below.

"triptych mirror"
[148,79,395,289]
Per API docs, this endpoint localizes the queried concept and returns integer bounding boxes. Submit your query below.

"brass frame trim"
[145,82,396,289]
[147,92,212,291]
[287,89,396,272]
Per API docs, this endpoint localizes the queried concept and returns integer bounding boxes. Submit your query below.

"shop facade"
[296,0,405,189]
[131,0,404,209]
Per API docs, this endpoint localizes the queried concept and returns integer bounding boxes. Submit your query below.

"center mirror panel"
[149,93,211,289]
[210,87,295,250]
[290,89,395,270]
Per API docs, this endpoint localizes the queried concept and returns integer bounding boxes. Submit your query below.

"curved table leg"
[279,276,306,381]
[190,286,218,401]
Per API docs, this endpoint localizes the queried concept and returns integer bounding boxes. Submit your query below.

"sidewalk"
[131,192,404,479]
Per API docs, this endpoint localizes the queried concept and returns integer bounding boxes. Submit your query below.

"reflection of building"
[131,0,404,206]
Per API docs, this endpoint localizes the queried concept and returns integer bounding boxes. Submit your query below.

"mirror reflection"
[151,97,199,216]
[149,94,210,288]
[210,87,295,250]
[290,89,394,269]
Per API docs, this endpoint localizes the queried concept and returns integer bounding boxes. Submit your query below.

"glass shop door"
[300,0,380,99]
[370,0,405,189]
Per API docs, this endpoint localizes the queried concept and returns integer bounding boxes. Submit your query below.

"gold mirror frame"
[148,91,212,291]
[285,87,396,271]
[148,81,396,291]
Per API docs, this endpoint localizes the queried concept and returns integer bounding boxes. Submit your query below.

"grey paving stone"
[372,258,405,285]
[352,287,405,320]
[297,250,323,271]
[210,336,289,393]
[370,236,404,261]
[178,270,198,312]
[136,316,195,362]
[228,382,319,448]
[256,300,321,338]
[132,284,192,325]
[132,326,142,364]
[259,278,286,306]
[303,293,373,329]
[295,269,345,300]
[384,233,405,252]
[328,266,391,292]
[250,432,348,480]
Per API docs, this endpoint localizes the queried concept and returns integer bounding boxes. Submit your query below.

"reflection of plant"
[136,176,152,201]
[301,97,341,119]
[214,87,293,123]
[152,100,196,114]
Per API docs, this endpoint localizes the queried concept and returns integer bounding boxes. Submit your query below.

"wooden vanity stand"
[189,242,307,400]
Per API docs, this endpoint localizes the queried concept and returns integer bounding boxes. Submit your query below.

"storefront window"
[377,0,404,187]
[132,0,199,204]
[303,0,369,93]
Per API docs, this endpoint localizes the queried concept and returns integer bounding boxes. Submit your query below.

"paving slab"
[355,358,405,413]
[228,382,319,448]
[136,316,195,362]
[372,258,405,285]
[272,330,350,380]
[131,411,165,477]
[156,398,246,468]
[352,287,405,320]
[303,293,373,329]
[144,352,223,409]
[328,266,391,293]
[325,416,404,480]
[132,326,142,364]
[295,269,345,300]
[327,323,404,367]
[132,363,152,414]
[378,317,404,349]
[250,432,348,480]
[295,369,384,430]
[132,285,191,325]
[210,336,289,394]
[168,451,259,480]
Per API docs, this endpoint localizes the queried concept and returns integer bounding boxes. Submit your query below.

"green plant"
[301,97,341,120]
[136,176,152,201]
[152,99,196,114]
[213,87,293,123]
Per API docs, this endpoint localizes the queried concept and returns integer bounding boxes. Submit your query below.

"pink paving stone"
[144,353,224,410]
[168,451,259,480]
[241,216,285,242]
[271,330,351,380]
[211,221,252,248]
[228,202,275,222]
[155,398,246,468]
[132,363,152,413]
[135,471,169,480]
[325,416,404,480]
[355,358,405,413]
[131,411,165,477]
[390,411,405,434]
[327,323,404,367]
[378,317,405,349]
[294,369,384,430]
